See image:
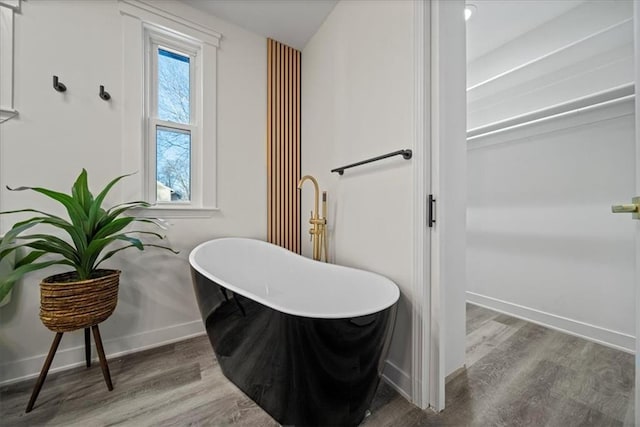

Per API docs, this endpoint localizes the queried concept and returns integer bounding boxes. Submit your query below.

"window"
[146,35,198,204]
[120,1,220,216]
[0,0,20,123]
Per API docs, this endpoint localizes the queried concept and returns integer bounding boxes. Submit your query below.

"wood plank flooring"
[0,304,634,426]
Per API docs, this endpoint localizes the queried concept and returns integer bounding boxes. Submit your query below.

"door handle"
[612,204,638,213]
[611,196,640,219]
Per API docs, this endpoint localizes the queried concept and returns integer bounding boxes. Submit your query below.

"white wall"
[301,0,415,397]
[0,0,266,384]
[466,0,636,351]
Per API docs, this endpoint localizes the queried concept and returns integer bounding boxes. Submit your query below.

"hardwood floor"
[0,304,634,426]
[365,304,634,427]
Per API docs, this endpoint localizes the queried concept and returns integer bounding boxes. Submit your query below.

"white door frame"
[411,0,431,410]
[412,0,467,412]
[633,2,639,425]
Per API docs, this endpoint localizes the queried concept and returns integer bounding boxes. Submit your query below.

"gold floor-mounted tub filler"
[297,175,328,262]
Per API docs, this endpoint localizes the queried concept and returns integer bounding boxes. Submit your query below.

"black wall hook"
[99,85,111,101]
[53,75,66,92]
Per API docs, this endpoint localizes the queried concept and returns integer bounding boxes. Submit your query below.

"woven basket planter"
[39,269,120,333]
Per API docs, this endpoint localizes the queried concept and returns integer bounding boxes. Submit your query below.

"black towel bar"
[331,149,412,175]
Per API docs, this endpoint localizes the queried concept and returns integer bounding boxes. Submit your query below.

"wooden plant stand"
[25,324,114,413]
[25,270,120,413]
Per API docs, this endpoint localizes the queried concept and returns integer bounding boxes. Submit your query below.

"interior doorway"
[454,0,636,424]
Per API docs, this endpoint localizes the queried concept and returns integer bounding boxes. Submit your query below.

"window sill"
[130,206,220,219]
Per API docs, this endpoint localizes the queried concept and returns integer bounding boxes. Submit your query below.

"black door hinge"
[428,194,436,228]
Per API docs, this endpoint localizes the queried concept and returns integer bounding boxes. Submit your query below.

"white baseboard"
[466,291,635,354]
[381,359,412,401]
[0,320,206,386]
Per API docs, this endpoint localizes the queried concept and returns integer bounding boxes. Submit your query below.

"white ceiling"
[182,0,338,50]
[466,0,585,62]
[183,0,586,59]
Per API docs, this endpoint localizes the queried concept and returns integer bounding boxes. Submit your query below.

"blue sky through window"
[156,126,191,201]
[156,47,191,202]
[157,48,190,124]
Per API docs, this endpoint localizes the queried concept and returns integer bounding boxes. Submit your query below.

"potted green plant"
[0,168,176,321]
[0,169,177,412]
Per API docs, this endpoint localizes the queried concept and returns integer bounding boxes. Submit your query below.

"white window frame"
[120,0,220,217]
[145,27,201,207]
[0,0,20,123]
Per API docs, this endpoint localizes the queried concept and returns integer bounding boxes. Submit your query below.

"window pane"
[157,48,190,124]
[156,126,191,202]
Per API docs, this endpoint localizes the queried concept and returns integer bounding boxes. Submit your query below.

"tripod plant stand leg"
[84,328,91,368]
[92,325,113,391]
[26,332,63,413]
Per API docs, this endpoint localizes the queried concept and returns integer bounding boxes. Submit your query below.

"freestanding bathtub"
[189,238,399,426]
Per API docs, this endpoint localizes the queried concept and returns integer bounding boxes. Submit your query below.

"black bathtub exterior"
[191,267,398,426]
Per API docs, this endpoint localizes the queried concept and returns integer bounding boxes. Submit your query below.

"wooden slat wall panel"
[267,39,301,253]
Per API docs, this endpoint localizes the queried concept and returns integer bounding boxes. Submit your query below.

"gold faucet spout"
[298,175,320,219]
[298,174,329,262]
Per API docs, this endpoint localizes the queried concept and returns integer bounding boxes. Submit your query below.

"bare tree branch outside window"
[156,48,191,201]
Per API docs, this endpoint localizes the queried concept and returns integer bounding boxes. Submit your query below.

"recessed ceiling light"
[465,4,477,21]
